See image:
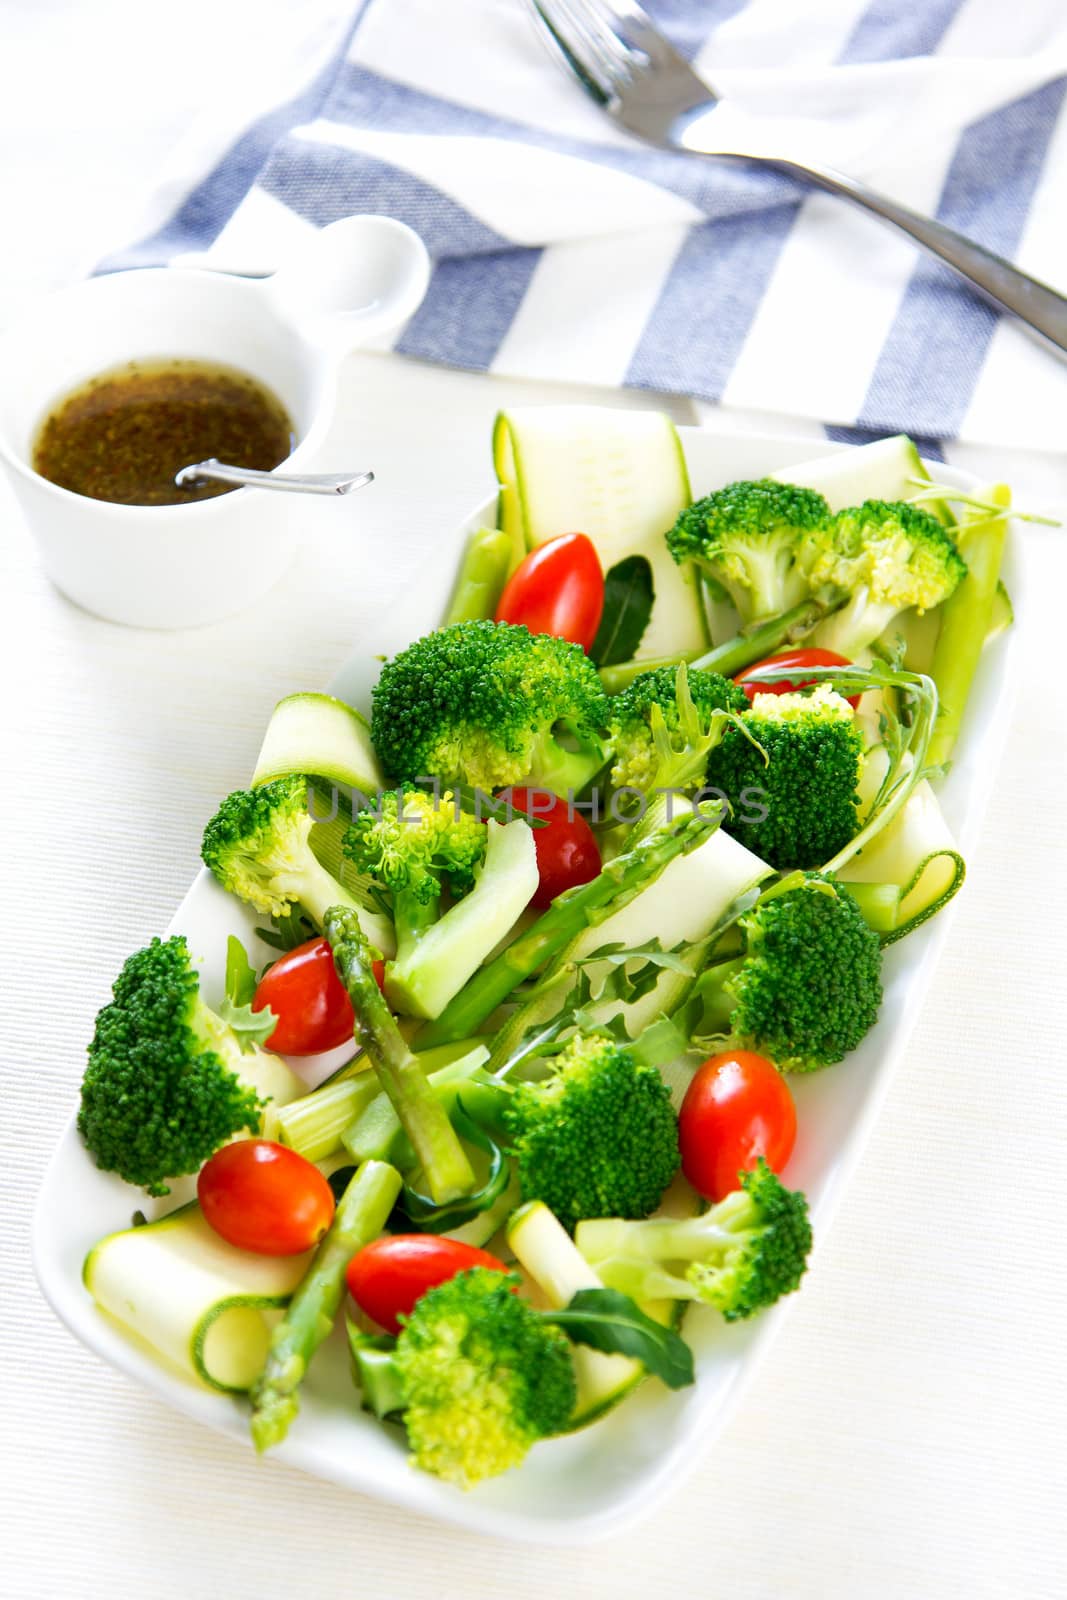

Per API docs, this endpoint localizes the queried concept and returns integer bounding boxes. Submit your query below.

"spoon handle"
[175,459,374,496]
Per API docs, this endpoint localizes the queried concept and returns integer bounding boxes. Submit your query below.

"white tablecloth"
[3,8,1066,1597]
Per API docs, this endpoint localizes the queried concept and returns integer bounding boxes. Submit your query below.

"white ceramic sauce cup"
[0,216,430,627]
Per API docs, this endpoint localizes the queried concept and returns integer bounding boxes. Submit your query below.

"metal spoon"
[175,458,374,496]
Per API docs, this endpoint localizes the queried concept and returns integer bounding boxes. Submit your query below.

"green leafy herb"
[224,933,258,1006]
[591,556,654,667]
[255,907,318,954]
[216,933,277,1052]
[327,1165,358,1204]
[544,1288,694,1389]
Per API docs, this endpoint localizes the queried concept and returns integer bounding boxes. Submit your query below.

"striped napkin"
[103,0,1067,459]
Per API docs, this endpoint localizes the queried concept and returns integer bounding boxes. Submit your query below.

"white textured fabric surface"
[3,6,1067,1597]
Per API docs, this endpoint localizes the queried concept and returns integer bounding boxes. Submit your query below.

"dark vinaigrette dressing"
[32,358,295,506]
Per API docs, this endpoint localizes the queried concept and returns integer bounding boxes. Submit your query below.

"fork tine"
[583,0,695,74]
[531,0,721,144]
[531,1,614,103]
[534,0,635,97]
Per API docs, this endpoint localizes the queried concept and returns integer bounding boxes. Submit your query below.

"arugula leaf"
[544,1288,694,1389]
[496,931,713,1073]
[224,933,258,1006]
[591,556,654,667]
[574,939,695,1007]
[579,939,694,977]
[625,1014,693,1069]
[255,907,318,954]
[217,933,277,1052]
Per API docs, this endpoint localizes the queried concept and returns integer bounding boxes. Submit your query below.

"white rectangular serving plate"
[33,426,1021,1544]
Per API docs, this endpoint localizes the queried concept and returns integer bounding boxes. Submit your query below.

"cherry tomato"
[346,1235,509,1334]
[494,532,604,653]
[498,786,602,907]
[198,1140,336,1256]
[253,937,384,1056]
[734,648,860,710]
[678,1050,797,1202]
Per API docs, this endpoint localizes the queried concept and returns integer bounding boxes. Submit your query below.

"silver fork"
[529,0,1067,359]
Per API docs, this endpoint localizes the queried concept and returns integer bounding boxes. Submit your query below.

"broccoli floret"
[692,876,882,1072]
[803,499,967,657]
[393,1267,576,1488]
[370,620,610,796]
[201,775,392,952]
[666,480,830,625]
[346,785,488,902]
[78,935,272,1195]
[706,683,864,869]
[344,787,538,1020]
[502,1033,679,1233]
[609,664,748,793]
[576,1159,812,1321]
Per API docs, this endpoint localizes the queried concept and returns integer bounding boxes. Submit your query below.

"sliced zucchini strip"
[774,434,950,521]
[840,770,966,942]
[84,1205,312,1393]
[252,692,384,799]
[493,406,706,659]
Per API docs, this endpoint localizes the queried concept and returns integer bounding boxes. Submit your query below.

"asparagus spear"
[250,1158,402,1452]
[441,526,514,625]
[324,907,476,1204]
[598,598,833,694]
[416,807,721,1049]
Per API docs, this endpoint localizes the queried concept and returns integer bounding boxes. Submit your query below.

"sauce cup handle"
[261,215,431,349]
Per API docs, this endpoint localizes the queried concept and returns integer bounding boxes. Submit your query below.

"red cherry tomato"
[498,786,602,907]
[494,532,604,653]
[678,1050,797,1202]
[734,648,860,710]
[346,1235,510,1334]
[253,937,384,1056]
[197,1140,336,1256]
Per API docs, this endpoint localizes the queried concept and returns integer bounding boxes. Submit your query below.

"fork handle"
[750,155,1067,358]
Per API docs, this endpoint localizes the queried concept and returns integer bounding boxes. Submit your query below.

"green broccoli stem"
[416,809,720,1049]
[926,488,1010,770]
[347,1324,407,1419]
[393,890,439,968]
[579,1194,754,1267]
[250,1158,402,1451]
[721,545,810,627]
[288,852,392,953]
[598,599,833,694]
[527,727,610,798]
[442,525,514,625]
[325,907,476,1204]
[811,590,900,658]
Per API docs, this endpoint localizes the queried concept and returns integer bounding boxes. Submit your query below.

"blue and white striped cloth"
[102,0,1067,458]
